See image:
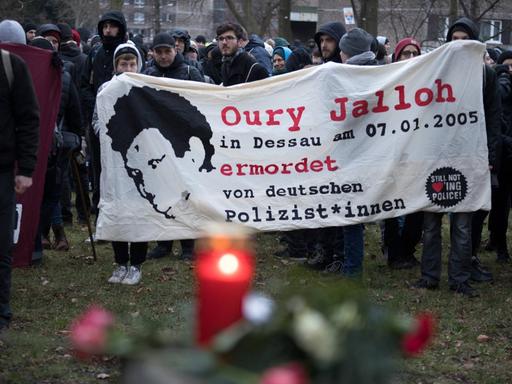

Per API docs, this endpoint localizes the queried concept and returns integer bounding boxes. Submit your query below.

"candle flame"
[218,253,239,275]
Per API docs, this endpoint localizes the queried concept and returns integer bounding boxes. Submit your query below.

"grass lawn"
[0,218,511,383]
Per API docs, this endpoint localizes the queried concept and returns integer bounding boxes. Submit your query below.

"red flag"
[0,43,62,267]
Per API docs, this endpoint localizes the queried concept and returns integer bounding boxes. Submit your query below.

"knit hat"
[497,50,512,65]
[0,20,27,44]
[393,37,421,61]
[23,22,37,33]
[29,36,54,51]
[339,28,373,57]
[152,32,175,49]
[274,37,290,48]
[57,23,73,41]
[72,29,81,46]
[376,35,388,45]
[114,41,142,73]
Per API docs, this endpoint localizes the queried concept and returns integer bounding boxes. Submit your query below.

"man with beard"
[216,22,268,86]
[314,21,346,63]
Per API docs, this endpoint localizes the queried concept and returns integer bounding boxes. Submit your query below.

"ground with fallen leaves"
[0,218,511,383]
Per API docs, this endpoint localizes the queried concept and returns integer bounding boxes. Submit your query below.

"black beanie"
[23,22,37,32]
[30,36,54,51]
[57,23,73,41]
[497,50,512,65]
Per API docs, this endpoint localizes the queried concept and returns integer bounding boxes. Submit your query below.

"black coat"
[58,70,83,136]
[221,51,269,86]
[143,53,204,82]
[60,43,87,88]
[0,50,39,176]
[80,10,127,123]
[496,65,512,164]
[483,65,502,172]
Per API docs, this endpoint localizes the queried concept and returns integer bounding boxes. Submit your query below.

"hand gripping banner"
[96,40,490,241]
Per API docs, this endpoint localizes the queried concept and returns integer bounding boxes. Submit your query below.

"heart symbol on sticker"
[432,182,444,192]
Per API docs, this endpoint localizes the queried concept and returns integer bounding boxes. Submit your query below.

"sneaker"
[108,265,128,284]
[322,259,343,274]
[449,282,479,298]
[147,244,172,259]
[121,266,142,285]
[412,278,439,290]
[41,236,52,250]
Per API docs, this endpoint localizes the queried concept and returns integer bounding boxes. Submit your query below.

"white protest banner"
[96,40,490,241]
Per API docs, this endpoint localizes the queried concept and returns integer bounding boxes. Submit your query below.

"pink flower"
[69,305,114,359]
[402,313,435,357]
[260,362,309,384]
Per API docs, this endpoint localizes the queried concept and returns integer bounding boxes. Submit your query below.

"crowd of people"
[1,11,512,331]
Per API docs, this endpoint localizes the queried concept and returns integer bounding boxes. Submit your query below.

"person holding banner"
[384,38,424,271]
[314,21,346,64]
[0,21,40,330]
[414,17,501,297]
[94,42,148,285]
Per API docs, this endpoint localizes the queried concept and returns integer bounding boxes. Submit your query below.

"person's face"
[451,31,470,40]
[26,29,36,41]
[503,58,512,74]
[116,58,138,73]
[218,30,241,57]
[186,50,198,61]
[44,35,59,51]
[175,38,185,54]
[103,21,120,37]
[126,128,184,218]
[484,52,494,66]
[398,44,420,61]
[154,46,176,68]
[319,34,337,60]
[384,41,391,54]
[272,54,285,70]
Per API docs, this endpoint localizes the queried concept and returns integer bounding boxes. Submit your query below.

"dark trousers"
[385,212,424,265]
[88,126,101,218]
[156,240,194,253]
[472,169,511,255]
[0,171,15,327]
[421,212,472,286]
[112,242,148,266]
[61,155,91,223]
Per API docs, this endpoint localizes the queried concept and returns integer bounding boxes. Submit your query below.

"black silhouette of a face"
[107,86,215,219]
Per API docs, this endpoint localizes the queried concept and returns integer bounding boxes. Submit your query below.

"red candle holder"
[195,226,254,346]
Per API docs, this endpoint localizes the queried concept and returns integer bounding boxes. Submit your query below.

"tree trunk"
[110,0,124,11]
[449,0,458,23]
[154,0,161,34]
[360,0,378,36]
[278,0,292,41]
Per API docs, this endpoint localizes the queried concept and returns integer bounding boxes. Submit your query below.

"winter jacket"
[60,42,87,88]
[221,50,269,86]
[58,69,83,136]
[314,22,347,63]
[143,52,204,82]
[495,65,512,164]
[245,34,272,75]
[0,50,39,176]
[80,11,127,123]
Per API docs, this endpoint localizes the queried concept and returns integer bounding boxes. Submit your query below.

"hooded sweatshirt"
[314,22,346,63]
[446,17,479,41]
[245,34,272,75]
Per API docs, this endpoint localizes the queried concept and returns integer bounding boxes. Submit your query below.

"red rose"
[402,312,435,357]
[260,362,309,384]
[70,305,114,359]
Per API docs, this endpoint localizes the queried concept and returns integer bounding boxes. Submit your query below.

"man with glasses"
[216,22,268,86]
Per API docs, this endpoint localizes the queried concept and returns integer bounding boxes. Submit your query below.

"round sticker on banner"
[425,167,467,207]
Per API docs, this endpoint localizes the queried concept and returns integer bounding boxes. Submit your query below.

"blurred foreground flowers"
[69,282,434,384]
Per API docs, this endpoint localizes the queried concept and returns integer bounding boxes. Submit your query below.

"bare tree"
[350,0,379,35]
[223,0,280,36]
